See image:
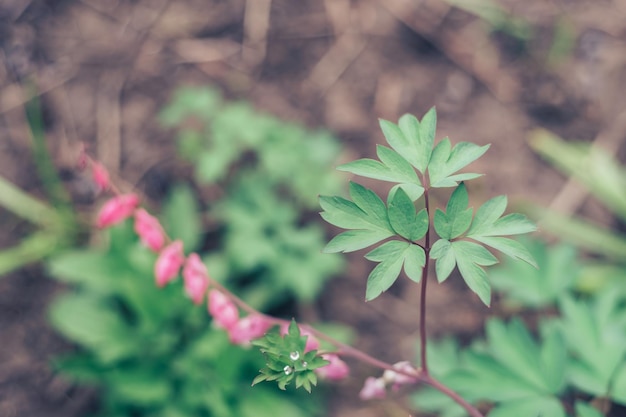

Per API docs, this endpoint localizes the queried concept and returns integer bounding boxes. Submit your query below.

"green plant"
[160,87,344,305]
[413,241,626,416]
[0,93,78,276]
[47,87,350,417]
[49,216,323,417]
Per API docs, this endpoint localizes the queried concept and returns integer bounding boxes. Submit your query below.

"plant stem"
[420,187,431,375]
[422,374,484,417]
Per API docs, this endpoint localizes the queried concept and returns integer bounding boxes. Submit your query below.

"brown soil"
[2,0,626,416]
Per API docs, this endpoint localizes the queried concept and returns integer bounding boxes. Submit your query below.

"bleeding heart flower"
[359,376,386,400]
[182,253,209,304]
[96,193,140,228]
[228,314,273,345]
[134,209,165,252]
[383,361,418,389]
[91,161,110,192]
[315,354,349,381]
[154,240,185,287]
[208,290,239,330]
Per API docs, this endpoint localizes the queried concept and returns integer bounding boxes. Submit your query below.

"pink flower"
[96,193,140,228]
[182,253,210,304]
[208,290,239,330]
[280,323,320,352]
[383,361,418,388]
[359,376,386,400]
[315,354,349,381]
[134,209,165,252]
[91,162,110,191]
[154,240,185,287]
[228,314,273,345]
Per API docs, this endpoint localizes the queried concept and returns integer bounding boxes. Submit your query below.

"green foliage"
[0,92,78,276]
[528,129,626,262]
[489,238,579,308]
[161,86,344,305]
[253,320,329,393]
[48,221,323,417]
[322,108,536,305]
[414,236,626,416]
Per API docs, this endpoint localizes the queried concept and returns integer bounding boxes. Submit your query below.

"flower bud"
[208,290,239,330]
[154,240,184,287]
[96,193,140,228]
[182,253,209,304]
[383,361,419,388]
[315,354,349,381]
[91,162,110,191]
[134,209,165,252]
[228,314,272,345]
[359,376,386,400]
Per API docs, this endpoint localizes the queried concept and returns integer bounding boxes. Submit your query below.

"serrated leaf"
[364,241,425,300]
[323,229,393,253]
[430,239,455,283]
[388,187,428,241]
[428,139,489,188]
[455,255,491,306]
[379,119,421,170]
[349,182,390,229]
[467,195,507,236]
[434,183,473,239]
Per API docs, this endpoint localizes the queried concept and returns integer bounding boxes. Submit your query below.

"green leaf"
[434,183,473,239]
[558,292,626,403]
[379,119,421,171]
[49,293,138,364]
[388,187,428,241]
[489,238,577,308]
[162,184,202,252]
[575,402,604,417]
[428,139,489,188]
[47,250,127,293]
[364,241,425,300]
[349,182,390,229]
[431,239,455,283]
[338,145,421,190]
[323,229,392,253]
[430,240,497,306]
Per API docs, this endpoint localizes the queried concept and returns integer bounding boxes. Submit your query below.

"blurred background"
[1,0,626,416]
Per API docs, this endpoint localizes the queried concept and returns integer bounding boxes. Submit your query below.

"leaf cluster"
[48,220,323,417]
[413,237,626,417]
[161,86,345,305]
[253,320,329,393]
[321,108,536,305]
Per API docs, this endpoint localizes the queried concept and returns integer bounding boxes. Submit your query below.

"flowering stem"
[422,374,484,417]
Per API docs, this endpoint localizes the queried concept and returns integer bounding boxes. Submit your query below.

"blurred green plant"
[527,129,626,291]
[0,92,78,276]
[48,87,347,417]
[413,244,626,416]
[160,86,344,307]
[49,220,323,417]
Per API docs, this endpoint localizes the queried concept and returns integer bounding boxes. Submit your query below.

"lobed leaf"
[428,139,489,188]
[364,240,425,300]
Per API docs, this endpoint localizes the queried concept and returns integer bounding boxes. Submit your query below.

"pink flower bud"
[91,162,110,191]
[228,314,273,345]
[383,361,418,388]
[359,376,386,400]
[154,240,185,287]
[280,323,320,352]
[96,193,140,228]
[208,290,239,330]
[182,253,209,304]
[134,209,165,252]
[315,354,349,381]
